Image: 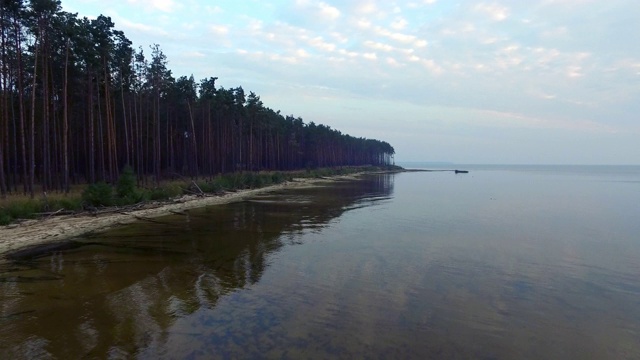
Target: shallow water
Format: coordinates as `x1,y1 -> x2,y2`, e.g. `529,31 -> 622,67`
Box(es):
1,167 -> 640,359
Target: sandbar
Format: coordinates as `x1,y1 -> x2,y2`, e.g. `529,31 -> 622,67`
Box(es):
0,174 -> 361,261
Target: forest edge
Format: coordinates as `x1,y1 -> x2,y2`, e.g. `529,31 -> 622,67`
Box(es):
0,167 -> 403,263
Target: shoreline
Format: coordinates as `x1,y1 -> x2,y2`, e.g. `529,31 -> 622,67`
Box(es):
0,174 -> 364,262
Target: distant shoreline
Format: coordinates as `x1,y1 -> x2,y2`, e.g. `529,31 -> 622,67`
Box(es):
0,173 -> 373,262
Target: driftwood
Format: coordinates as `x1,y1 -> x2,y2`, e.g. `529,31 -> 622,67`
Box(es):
117,211 -> 168,225
191,181 -> 205,197
34,209 -> 75,218
168,172 -> 206,197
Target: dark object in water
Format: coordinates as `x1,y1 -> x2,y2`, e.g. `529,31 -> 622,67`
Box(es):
454,170 -> 469,174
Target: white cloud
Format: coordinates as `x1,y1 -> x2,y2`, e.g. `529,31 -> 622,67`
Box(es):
477,109 -> 618,133
60,0 -> 640,163
205,5 -> 222,15
318,2 -> 341,20
364,40 -> 394,52
308,36 -> 337,52
363,52 -> 378,60
414,39 -> 428,48
184,51 -> 205,58
330,32 -> 349,44
390,18 -> 408,30
422,59 -> 443,74
127,0 -> 178,13
356,18 -> 372,29
356,1 -> 378,14
338,49 -> 359,58
295,0 -> 341,21
566,65 -> 583,78
296,49 -> 311,58
116,16 -> 169,37
473,3 -> 509,21
209,25 -> 229,36
386,57 -> 403,67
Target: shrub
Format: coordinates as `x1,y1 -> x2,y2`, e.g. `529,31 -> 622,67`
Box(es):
198,181 -> 222,194
271,172 -> 285,184
259,173 -> 273,186
82,182 -> 113,207
229,173 -> 246,189
0,199 -> 41,225
0,213 -> 11,226
211,175 -> 233,191
50,196 -> 83,211
115,166 -> 143,205
145,183 -> 183,201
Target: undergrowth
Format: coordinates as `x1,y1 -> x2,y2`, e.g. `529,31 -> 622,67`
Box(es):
0,165 -> 399,225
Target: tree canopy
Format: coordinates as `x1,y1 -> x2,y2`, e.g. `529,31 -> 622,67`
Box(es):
0,0 -> 395,197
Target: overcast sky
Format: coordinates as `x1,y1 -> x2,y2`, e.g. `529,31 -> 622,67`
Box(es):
62,0 -> 639,164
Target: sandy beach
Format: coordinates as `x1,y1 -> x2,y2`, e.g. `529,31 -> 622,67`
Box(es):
0,175 -> 360,261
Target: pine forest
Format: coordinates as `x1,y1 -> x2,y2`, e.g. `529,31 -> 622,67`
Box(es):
0,0 -> 395,199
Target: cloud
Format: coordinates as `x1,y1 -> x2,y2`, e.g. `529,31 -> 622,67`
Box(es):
308,36 -> 337,52
126,0 -> 178,13
294,0 -> 341,21
473,3 -> 509,21
422,59 -> 443,74
184,51 -> 205,58
364,40 -> 394,52
114,16 -> 169,37
204,5 -> 222,15
390,18 -> 408,30
363,52 -> 377,60
209,25 -> 229,36
355,1 -> 378,15
386,57 -> 403,67
476,109 -> 618,133
60,0 -> 640,163
318,2 -> 341,20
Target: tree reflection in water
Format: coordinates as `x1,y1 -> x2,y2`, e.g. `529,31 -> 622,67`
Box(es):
0,174 -> 394,358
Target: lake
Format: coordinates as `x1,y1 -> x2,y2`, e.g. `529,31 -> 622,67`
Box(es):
1,165 -> 640,359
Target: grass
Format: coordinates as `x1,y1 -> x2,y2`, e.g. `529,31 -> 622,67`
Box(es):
0,190 -> 85,226
0,165 -> 401,226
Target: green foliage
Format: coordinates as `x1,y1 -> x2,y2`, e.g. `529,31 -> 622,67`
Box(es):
83,167 -> 148,207
116,166 -> 142,204
0,166 -> 398,226
142,183 -> 183,201
271,172 -> 285,184
227,173 -> 249,189
0,213 -> 11,226
207,172 -> 282,192
0,193 -> 87,226
211,175 -> 234,191
82,182 -> 113,207
0,199 -> 42,225
197,180 -> 223,194
49,197 -> 83,211
244,173 -> 263,188
146,187 -> 170,201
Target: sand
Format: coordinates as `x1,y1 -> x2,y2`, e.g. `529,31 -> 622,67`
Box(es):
0,174 -> 361,260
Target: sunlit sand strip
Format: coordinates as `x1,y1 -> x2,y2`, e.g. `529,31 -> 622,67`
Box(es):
0,174 -> 365,261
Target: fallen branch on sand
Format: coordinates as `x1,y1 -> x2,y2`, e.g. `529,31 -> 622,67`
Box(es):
0,171 -> 380,260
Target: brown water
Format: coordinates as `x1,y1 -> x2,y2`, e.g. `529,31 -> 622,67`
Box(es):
1,167 -> 640,359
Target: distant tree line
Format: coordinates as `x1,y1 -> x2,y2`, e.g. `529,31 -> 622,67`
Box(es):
0,0 -> 395,198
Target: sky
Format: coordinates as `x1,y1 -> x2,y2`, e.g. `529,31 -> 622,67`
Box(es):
61,0 -> 640,164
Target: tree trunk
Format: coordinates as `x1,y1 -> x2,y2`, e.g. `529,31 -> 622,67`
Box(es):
15,17 -> 28,194
63,38 -> 69,193
29,31 -> 39,199
187,100 -> 198,178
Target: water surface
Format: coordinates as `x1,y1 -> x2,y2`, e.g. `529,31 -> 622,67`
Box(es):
1,167 -> 640,359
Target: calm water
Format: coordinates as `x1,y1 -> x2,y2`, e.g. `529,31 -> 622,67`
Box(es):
1,166 -> 640,359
